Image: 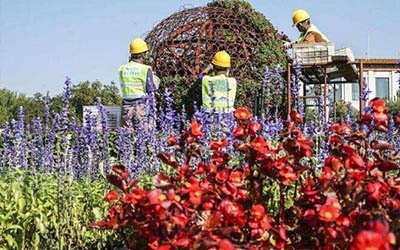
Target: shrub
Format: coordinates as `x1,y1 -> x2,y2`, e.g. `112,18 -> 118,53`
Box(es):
0,170 -> 122,249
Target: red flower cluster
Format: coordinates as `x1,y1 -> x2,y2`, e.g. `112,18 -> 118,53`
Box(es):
350,219 -> 396,250
369,98 -> 389,131
90,106 -> 400,250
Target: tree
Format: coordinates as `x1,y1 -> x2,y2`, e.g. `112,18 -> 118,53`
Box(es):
0,81 -> 122,126
0,89 -> 44,125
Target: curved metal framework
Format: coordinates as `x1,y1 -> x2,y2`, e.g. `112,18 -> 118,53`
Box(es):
145,6 -> 265,82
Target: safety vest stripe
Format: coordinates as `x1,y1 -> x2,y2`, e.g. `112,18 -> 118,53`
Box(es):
121,83 -> 144,88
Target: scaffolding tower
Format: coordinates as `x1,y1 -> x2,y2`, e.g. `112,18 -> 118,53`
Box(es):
286,52 -> 365,122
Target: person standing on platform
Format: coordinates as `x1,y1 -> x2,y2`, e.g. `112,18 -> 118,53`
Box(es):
284,9 -> 329,48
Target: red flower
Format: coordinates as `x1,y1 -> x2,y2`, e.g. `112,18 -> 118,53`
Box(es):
251,204 -> 265,220
319,167 -> 334,186
194,162 -> 206,175
318,204 -> 340,222
290,110 -> 303,123
336,216 -> 351,227
171,232 -> 190,248
219,200 -> 245,226
234,107 -> 253,120
104,190 -> 119,202
303,209 -> 317,227
369,98 -> 389,131
123,193 -> 139,204
228,171 -> 243,187
327,227 -> 337,239
287,129 -> 314,158
215,169 -> 229,183
325,155 -> 343,172
111,164 -> 129,180
148,189 -> 167,205
343,144 -> 365,169
348,169 -> 367,182
210,138 -> 228,150
152,173 -> 171,188
251,136 -> 270,154
278,166 -> 298,186
233,124 -> 247,139
171,214 -> 188,229
211,151 -> 231,167
365,181 -> 388,202
189,119 -> 204,137
189,186 -> 203,206
360,114 -> 373,124
326,134 -> 341,144
182,177 -> 200,194
370,98 -> 386,113
325,197 -> 342,210
167,135 -> 177,146
251,136 -> 268,148
158,245 -> 172,250
218,239 -> 235,250
367,219 -> 396,246
396,113 -> 400,124
350,230 -> 389,250
249,121 -> 262,135
330,122 -> 351,135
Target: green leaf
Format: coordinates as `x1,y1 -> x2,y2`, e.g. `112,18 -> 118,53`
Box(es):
6,225 -> 23,231
18,198 -> 25,212
92,207 -> 102,220
5,234 -> 17,248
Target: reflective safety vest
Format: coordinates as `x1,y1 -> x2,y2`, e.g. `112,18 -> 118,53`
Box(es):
297,24 -> 329,43
118,61 -> 151,100
202,74 -> 237,113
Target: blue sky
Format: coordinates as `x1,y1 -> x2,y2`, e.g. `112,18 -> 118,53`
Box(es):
1,0 -> 399,96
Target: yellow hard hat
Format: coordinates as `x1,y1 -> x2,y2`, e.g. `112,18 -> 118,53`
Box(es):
211,50 -> 231,68
292,9 -> 310,26
130,38 -> 149,54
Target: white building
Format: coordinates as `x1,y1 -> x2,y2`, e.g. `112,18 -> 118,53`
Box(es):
336,58 -> 399,108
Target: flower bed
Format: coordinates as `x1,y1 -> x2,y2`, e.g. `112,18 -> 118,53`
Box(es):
91,103 -> 400,249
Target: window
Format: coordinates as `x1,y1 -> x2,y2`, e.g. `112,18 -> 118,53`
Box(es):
333,84 -> 342,100
352,83 -> 359,101
375,77 -> 389,99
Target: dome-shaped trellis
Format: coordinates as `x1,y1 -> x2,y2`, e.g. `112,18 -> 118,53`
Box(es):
146,0 -> 288,114
146,6 -> 266,82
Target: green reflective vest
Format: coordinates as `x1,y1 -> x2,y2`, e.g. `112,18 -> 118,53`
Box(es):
297,24 -> 329,43
202,74 -> 237,113
118,61 -> 151,100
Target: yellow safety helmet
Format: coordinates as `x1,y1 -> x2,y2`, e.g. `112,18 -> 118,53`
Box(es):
292,9 -> 310,26
130,38 -> 149,54
211,50 -> 231,68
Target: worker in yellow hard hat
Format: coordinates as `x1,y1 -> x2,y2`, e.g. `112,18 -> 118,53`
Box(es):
284,9 -> 329,48
118,38 -> 157,130
199,51 -> 237,114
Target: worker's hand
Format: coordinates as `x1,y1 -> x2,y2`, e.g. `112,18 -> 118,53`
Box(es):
284,41 -> 292,49
202,64 -> 213,74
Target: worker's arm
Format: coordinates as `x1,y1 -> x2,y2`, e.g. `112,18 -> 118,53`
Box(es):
198,64 -> 213,81
145,69 -> 156,93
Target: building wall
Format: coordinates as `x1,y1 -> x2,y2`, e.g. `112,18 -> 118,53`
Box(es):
340,69 -> 399,110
